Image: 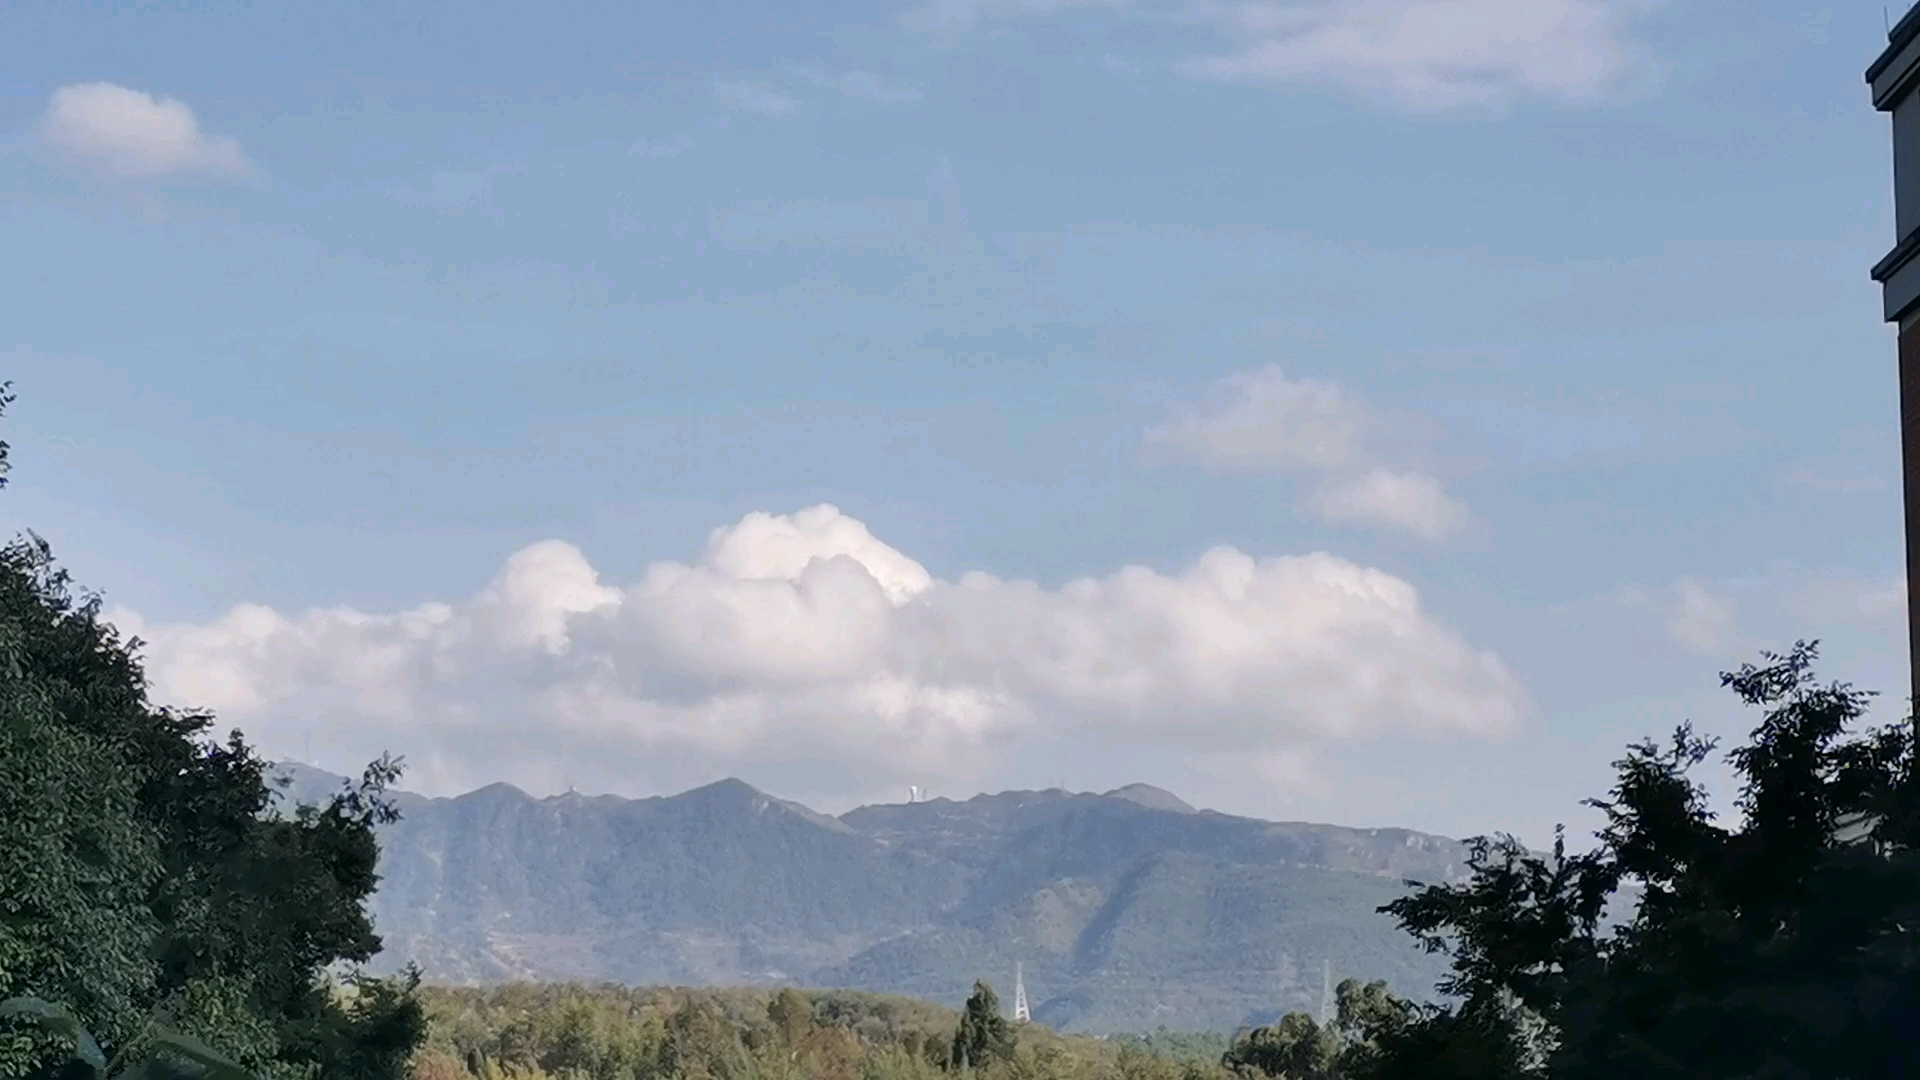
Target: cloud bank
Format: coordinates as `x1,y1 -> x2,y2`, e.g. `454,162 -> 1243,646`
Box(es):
38,82 -> 256,179
110,505 -> 1527,806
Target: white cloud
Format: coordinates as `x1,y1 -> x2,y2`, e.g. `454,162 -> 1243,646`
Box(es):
1144,365 -> 1472,541
1144,366 -> 1371,470
110,505 -> 1527,807
904,0 -> 1650,109
1310,468 -> 1471,540
1180,0 -> 1650,109
1621,576 -> 1735,655
37,82 -> 256,179
714,81 -> 801,116
1666,578 -> 1734,654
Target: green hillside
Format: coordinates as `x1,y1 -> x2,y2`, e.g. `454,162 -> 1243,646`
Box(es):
270,763 -> 1463,1032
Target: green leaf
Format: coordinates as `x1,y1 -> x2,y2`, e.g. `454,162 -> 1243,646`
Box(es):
0,995 -> 108,1074
147,1031 -> 263,1080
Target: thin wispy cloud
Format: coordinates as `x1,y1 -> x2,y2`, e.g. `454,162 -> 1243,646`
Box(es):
1143,366 -> 1475,541
833,70 -> 924,103
1784,467 -> 1886,494
631,135 -> 694,158
37,82 -> 257,180
713,81 -> 801,117
1621,576 -> 1739,656
387,163 -> 524,220
1310,468 -> 1473,542
903,0 -> 1118,31
1177,0 -> 1651,110
915,0 -> 1655,111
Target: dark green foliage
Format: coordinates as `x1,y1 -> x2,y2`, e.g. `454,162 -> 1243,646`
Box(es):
0,381 -> 14,488
1107,1030 -> 1232,1067
408,981 -> 1228,1080
0,534 -> 173,1075
0,396 -> 427,1080
2,993 -> 263,1080
1222,1013 -> 1338,1080
1220,979 -> 1414,1080
949,983 -> 1015,1070
1367,641 -> 1920,1078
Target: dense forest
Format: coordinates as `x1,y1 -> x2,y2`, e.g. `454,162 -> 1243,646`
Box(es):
7,375 -> 1920,1079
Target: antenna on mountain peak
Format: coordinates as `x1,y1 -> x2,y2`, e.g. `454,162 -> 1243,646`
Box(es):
1012,962 -> 1030,1023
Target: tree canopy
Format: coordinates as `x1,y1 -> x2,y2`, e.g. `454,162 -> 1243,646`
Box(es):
0,387 -> 426,1079
950,982 -> 1016,1070
1354,641 -> 1920,1079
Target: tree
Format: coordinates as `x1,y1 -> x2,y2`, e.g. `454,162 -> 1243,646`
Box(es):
1223,1011 -> 1339,1079
0,387 -> 426,1078
770,988 -> 814,1049
1223,979 -> 1421,1080
0,380 -> 14,489
949,982 -> 1014,1070
1366,642 -> 1920,1079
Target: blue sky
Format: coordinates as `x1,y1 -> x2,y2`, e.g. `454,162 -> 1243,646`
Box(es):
0,0 -> 1908,847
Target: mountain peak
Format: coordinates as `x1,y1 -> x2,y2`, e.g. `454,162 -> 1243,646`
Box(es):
1101,783 -> 1196,814
682,777 -> 765,800
674,778 -> 854,833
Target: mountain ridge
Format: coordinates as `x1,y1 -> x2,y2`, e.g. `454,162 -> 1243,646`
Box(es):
268,761 -> 1467,1033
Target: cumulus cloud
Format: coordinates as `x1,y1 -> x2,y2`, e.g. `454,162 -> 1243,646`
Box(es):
1310,468 -> 1471,540
1144,366 -> 1472,541
37,82 -> 256,179
109,505 -> 1527,807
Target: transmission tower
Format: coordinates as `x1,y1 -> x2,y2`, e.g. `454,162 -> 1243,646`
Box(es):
1319,959 -> 1332,1026
1012,962 -> 1030,1023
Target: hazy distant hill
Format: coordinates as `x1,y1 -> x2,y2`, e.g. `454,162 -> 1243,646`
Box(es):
268,762 -> 1468,1034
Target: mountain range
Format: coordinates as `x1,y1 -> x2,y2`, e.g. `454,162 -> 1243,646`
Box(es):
268,762 -> 1471,1034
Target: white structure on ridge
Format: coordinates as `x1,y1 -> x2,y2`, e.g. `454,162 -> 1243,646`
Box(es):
1012,962 -> 1030,1023
1319,959 -> 1332,1027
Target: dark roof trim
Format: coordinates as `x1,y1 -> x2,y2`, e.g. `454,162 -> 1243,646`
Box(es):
1870,3 -> 1920,84
1873,230 -> 1920,283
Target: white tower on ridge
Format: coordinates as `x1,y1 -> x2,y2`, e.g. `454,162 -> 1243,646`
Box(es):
1319,959 -> 1332,1026
1012,962 -> 1030,1023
